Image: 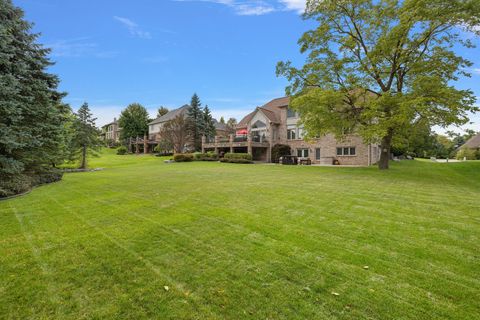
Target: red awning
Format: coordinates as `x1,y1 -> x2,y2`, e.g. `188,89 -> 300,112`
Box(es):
236,129 -> 248,135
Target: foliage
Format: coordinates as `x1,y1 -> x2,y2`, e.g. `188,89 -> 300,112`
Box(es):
156,106 -> 169,118
277,0 -> 479,169
118,103 -> 150,140
160,115 -> 192,153
116,146 -> 128,155
0,0 -> 70,196
0,174 -> 31,197
223,153 -> 253,161
271,144 -> 292,163
456,148 -> 478,160
30,168 -> 63,186
173,153 -> 194,162
219,116 -> 225,124
154,139 -> 174,155
226,118 -> 237,134
193,152 -> 218,161
202,105 -> 216,139
187,93 -> 204,151
68,103 -> 101,169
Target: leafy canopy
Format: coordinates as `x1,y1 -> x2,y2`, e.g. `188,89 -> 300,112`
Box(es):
118,103 -> 150,140
277,0 -> 479,168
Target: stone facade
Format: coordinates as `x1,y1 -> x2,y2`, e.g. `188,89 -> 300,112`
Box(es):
203,97 -> 380,166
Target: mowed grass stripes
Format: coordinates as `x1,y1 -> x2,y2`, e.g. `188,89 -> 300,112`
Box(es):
1,150 -> 479,319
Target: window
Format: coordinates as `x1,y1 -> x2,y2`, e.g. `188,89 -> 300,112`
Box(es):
297,127 -> 304,139
315,148 -> 321,160
287,129 -> 296,140
297,148 -> 309,158
336,147 -> 356,156
287,108 -> 296,118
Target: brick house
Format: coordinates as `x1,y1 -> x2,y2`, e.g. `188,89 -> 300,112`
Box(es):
202,97 -> 380,166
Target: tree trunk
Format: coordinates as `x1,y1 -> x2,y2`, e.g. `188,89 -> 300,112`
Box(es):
378,131 -> 393,170
80,145 -> 87,169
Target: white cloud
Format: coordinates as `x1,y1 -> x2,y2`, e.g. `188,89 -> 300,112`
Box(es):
114,16 -> 151,39
173,0 -> 305,16
45,37 -> 117,58
473,68 -> 480,75
279,0 -> 305,14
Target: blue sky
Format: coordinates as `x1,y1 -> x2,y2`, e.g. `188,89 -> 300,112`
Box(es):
14,0 -> 480,133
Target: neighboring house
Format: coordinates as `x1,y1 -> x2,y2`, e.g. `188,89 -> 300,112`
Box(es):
460,132 -> 480,150
100,118 -> 121,143
202,97 -> 381,166
148,105 -> 191,141
213,119 -> 229,137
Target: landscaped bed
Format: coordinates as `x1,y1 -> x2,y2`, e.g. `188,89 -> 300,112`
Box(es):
1,148 -> 479,319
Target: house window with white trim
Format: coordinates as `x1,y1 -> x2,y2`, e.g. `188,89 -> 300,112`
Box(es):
336,147 -> 356,156
287,125 -> 296,140
297,148 -> 309,158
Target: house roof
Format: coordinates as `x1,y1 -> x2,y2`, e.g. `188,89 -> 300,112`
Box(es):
213,119 -> 228,131
236,97 -> 290,128
463,133 -> 480,149
148,105 -> 191,125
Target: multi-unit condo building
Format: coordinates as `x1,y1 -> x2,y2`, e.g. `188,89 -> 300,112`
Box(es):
202,97 -> 380,166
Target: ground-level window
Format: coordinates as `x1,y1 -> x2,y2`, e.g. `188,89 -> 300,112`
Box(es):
315,148 -> 321,160
337,147 -> 356,156
297,148 -> 309,158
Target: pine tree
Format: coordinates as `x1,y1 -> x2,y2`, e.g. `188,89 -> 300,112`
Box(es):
187,93 -> 204,151
202,105 -> 216,139
0,0 -> 68,196
69,103 -> 101,169
219,116 -> 225,124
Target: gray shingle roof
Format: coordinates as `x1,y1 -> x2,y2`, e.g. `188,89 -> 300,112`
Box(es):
148,105 -> 191,125
463,133 -> 480,149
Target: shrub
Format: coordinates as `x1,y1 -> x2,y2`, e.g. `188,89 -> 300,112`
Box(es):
220,158 -> 253,164
456,148 -> 476,160
0,174 -> 32,198
271,144 -> 291,163
173,153 -> 194,162
194,152 -> 219,161
30,168 -> 63,186
223,153 -> 252,161
117,146 -> 128,155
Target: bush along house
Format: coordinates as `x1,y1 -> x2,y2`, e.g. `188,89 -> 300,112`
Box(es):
202,97 -> 381,166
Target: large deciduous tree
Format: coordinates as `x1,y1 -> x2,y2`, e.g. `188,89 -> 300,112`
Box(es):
277,0 -> 479,169
118,103 -> 150,140
160,115 -> 192,153
187,93 -> 204,151
0,0 -> 69,195
69,103 -> 101,169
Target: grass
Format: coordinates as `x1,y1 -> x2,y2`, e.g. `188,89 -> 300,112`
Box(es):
1,149 -> 479,319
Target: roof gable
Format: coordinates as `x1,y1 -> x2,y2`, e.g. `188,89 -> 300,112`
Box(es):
149,105 -> 190,125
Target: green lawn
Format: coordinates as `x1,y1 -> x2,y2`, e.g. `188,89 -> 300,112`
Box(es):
1,149 -> 479,319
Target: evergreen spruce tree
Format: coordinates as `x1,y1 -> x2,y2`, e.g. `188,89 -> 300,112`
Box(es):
187,93 -> 204,151
69,103 -> 101,169
219,116 -> 225,124
202,105 -> 216,139
0,0 -> 68,196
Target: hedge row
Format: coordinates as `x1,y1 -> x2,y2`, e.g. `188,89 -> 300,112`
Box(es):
193,152 -> 219,161
172,152 -> 253,164
0,168 -> 63,198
